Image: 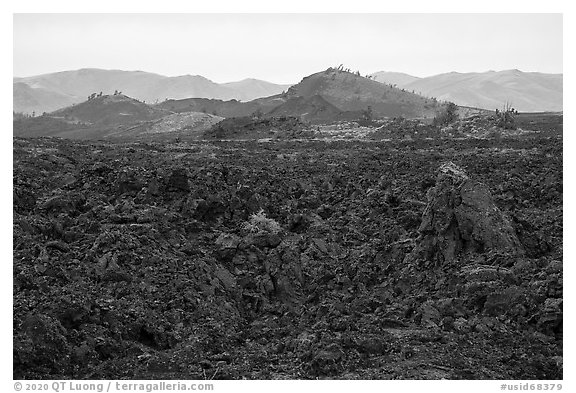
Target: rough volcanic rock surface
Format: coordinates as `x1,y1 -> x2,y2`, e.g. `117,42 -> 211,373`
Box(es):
13,135 -> 562,380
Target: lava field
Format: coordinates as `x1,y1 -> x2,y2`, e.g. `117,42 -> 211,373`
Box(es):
13,135 -> 562,379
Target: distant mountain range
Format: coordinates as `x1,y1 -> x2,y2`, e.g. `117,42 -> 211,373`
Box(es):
13,67 -> 447,139
14,68 -> 562,115
369,69 -> 562,112
13,68 -> 292,114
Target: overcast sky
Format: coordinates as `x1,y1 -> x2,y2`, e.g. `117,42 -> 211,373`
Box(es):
13,13 -> 563,84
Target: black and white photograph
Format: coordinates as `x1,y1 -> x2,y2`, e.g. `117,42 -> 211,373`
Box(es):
7,4 -> 567,390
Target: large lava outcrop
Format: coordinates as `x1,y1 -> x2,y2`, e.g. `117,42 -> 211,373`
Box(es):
406,162 -> 524,266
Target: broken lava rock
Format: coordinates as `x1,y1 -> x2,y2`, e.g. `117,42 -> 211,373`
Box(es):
406,162 -> 524,266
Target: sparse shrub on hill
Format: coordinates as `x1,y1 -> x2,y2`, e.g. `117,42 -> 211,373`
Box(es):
432,102 -> 459,127
357,106 -> 377,127
362,106 -> 373,121
494,103 -> 517,130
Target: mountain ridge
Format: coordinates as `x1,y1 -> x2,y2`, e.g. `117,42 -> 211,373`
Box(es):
369,69 -> 562,112
14,68 -> 293,114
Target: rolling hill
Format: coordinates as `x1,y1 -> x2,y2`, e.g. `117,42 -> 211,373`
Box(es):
14,94 -> 170,139
52,94 -> 169,126
283,68 -> 440,118
370,69 -> 563,112
13,94 -> 223,140
14,68 -> 292,114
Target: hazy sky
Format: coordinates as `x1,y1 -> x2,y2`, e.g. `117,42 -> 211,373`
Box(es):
13,13 -> 563,84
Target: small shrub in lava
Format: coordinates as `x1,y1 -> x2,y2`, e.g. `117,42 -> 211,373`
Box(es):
242,209 -> 282,234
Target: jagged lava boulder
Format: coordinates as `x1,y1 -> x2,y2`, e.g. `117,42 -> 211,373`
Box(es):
406,162 -> 524,266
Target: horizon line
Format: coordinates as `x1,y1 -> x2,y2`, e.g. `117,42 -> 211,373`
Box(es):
13,66 -> 564,85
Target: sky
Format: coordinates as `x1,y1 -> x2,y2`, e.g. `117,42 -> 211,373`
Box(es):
13,14 -> 562,84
